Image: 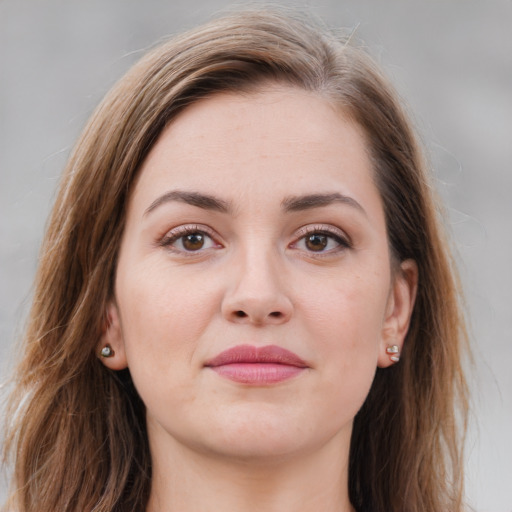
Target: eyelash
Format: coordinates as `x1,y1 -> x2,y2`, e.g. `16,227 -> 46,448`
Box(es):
159,225 -> 220,254
158,224 -> 351,256
291,225 -> 352,256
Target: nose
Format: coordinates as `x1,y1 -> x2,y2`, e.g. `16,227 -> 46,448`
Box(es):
221,249 -> 293,326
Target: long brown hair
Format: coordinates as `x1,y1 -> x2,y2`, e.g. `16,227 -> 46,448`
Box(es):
2,8 -> 469,512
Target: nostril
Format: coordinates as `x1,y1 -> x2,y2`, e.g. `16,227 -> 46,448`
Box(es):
235,311 -> 247,318
269,311 -> 282,318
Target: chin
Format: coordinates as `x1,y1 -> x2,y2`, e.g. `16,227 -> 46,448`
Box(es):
202,433 -> 310,463
191,404 -> 341,462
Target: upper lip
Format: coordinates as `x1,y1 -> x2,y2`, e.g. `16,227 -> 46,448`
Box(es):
204,344 -> 308,368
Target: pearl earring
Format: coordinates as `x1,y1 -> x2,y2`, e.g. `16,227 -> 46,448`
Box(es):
386,345 -> 400,363
100,344 -> 115,358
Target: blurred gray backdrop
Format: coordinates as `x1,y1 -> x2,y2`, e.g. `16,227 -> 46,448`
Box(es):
1,0 -> 511,510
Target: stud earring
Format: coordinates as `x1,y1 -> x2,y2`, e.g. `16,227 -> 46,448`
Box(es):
386,345 -> 400,363
100,344 -> 115,358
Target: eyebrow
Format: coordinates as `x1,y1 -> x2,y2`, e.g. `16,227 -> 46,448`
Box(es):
144,190 -> 366,218
144,190 -> 232,216
281,193 -> 367,216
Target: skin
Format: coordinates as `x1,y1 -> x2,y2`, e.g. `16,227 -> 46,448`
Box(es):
100,86 -> 417,512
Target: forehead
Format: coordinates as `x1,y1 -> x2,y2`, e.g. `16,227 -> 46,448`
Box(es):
147,86 -> 367,165
131,87 -> 381,218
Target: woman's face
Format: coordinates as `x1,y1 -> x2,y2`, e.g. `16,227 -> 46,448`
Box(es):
101,87 -> 416,461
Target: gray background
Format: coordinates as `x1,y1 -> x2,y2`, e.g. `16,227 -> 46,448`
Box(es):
1,0 -> 511,510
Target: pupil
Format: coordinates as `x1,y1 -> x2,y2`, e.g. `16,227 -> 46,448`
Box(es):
183,233 -> 204,250
306,234 -> 327,251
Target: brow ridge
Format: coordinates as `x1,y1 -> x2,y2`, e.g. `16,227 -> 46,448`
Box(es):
144,190 -> 231,216
281,192 -> 366,215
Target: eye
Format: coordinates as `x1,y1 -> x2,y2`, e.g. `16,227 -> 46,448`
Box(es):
292,226 -> 351,254
303,233 -> 332,252
176,232 -> 212,251
160,225 -> 220,253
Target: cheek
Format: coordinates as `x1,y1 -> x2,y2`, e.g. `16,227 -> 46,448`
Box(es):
115,258 -> 221,376
296,265 -> 390,394
114,262 -> 226,423
279,273 -> 388,442
300,268 -> 389,348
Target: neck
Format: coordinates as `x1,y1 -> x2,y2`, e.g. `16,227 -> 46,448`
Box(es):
145,423 -> 355,512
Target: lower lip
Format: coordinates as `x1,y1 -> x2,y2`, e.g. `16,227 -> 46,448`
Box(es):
209,363 -> 305,384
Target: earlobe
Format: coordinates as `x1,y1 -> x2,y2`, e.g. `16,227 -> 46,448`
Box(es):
97,302 -> 128,371
377,259 -> 418,368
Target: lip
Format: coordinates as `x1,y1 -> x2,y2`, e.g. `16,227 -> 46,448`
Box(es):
204,344 -> 308,385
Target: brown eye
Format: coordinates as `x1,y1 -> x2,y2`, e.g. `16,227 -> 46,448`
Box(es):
305,234 -> 328,252
292,228 -> 350,255
162,227 -> 219,253
182,232 -> 205,251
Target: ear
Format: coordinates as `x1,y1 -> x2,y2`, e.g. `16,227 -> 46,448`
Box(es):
97,301 -> 128,370
377,259 -> 418,368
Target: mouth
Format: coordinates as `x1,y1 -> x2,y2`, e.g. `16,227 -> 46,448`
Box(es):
204,344 -> 308,385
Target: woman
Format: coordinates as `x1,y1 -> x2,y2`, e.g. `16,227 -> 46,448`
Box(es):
2,8 -> 469,512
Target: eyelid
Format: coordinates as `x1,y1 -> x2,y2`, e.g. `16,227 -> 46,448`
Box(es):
156,223 -> 350,255
291,224 -> 352,253
295,224 -> 351,243
158,224 -> 223,251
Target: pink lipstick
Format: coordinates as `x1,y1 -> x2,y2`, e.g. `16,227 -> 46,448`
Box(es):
204,344 -> 308,384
